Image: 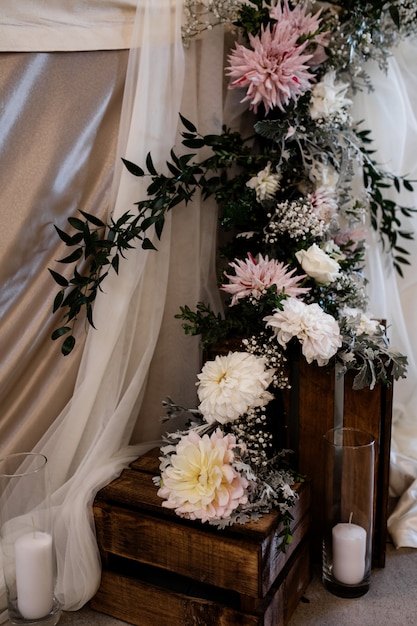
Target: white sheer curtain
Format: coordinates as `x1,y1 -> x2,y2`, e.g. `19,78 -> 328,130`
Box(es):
0,0 -> 226,617
352,37 -> 417,548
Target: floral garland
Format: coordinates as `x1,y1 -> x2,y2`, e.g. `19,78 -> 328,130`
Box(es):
153,351 -> 299,544
154,0 -> 415,535
50,0 -> 416,538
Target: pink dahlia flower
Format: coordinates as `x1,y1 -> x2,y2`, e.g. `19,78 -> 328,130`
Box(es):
309,186 -> 338,224
269,0 -> 330,66
227,21 -> 314,113
157,429 -> 248,522
221,253 -> 309,305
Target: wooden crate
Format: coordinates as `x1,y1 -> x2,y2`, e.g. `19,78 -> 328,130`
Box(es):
284,354 -> 393,566
91,448 -> 311,626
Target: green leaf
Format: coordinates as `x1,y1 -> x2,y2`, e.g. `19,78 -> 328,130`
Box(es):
86,302 -> 96,329
389,4 -> 400,28
114,212 -> 133,227
51,326 -> 71,340
111,254 -> 120,274
121,158 -> 145,177
146,152 -> 157,175
49,268 -> 69,287
62,335 -> 76,356
394,256 -> 411,266
155,215 -> 165,239
54,225 -> 76,245
140,215 -> 158,231
182,138 -> 205,149
142,237 -> 157,250
68,217 -> 86,231
166,161 -> 181,177
179,114 -> 197,133
57,247 -> 83,264
52,290 -> 65,313
79,210 -> 106,228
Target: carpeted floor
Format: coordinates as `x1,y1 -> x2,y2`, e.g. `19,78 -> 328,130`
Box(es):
288,542 -> 417,626
7,542 -> 416,626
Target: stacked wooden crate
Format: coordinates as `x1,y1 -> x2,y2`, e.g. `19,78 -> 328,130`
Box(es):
92,448 -> 311,626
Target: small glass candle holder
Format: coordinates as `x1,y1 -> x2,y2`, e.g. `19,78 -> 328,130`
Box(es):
0,453 -> 61,625
322,427 -> 375,598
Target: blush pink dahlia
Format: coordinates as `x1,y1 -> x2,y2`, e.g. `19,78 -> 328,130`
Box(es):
227,20 -> 314,113
265,297 -> 342,366
221,253 -> 309,305
157,429 -> 248,522
269,0 -> 330,66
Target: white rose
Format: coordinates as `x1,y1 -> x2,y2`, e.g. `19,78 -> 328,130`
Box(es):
295,244 -> 340,284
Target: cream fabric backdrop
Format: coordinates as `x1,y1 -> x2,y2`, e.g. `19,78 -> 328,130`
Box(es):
0,0 -> 225,616
0,0 -> 138,51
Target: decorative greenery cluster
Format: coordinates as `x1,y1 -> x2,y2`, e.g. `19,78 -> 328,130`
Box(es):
50,116 -> 414,357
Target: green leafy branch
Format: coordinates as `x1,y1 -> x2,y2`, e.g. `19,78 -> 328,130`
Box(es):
49,116 -> 258,354
357,126 -> 416,276
50,114 -> 415,355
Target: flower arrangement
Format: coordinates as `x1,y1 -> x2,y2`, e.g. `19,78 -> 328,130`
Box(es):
153,351 -> 299,544
50,1 -> 416,538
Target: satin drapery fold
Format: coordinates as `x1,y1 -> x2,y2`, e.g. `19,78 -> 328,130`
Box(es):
0,1 -> 226,614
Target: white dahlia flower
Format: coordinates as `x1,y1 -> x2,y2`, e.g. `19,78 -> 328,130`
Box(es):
196,351 -> 275,424
265,297 -> 342,366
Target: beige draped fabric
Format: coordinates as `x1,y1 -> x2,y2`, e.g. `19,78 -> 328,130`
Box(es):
0,0 -> 226,614
0,0 -> 138,51
0,50 -> 129,456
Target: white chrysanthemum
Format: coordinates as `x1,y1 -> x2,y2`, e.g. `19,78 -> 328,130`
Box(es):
265,297 -> 342,366
246,162 -> 281,202
309,70 -> 352,121
157,429 -> 248,522
196,352 -> 275,424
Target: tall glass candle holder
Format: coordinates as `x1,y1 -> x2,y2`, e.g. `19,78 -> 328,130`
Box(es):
0,453 -> 61,625
322,428 -> 375,598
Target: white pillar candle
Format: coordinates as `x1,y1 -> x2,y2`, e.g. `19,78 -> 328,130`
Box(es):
15,531 -> 54,620
332,522 -> 367,585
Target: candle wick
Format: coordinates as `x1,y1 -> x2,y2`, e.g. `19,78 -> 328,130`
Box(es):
349,512 -> 353,525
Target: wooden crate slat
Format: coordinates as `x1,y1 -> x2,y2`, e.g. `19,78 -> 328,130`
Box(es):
94,479 -> 309,599
94,503 -> 262,597
91,540 -> 311,626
